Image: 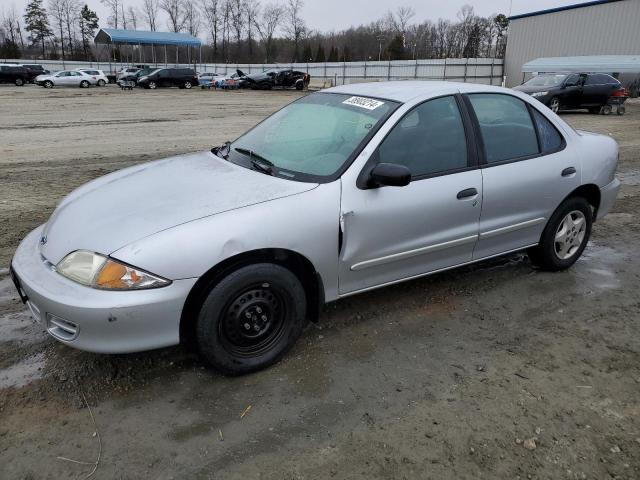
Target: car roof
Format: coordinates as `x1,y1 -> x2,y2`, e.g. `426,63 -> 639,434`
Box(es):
323,81 -> 517,103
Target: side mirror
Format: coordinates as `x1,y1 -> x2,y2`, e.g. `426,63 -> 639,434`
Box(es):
369,163 -> 411,188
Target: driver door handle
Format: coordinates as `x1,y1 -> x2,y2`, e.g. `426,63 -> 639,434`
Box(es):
457,188 -> 478,199
561,167 -> 576,177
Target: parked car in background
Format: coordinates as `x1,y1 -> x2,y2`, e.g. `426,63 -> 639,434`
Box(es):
10,81 -> 620,375
514,72 -> 628,114
117,67 -> 140,81
137,68 -> 198,89
238,68 -> 310,90
198,72 -> 225,89
35,70 -> 94,88
0,65 -> 30,86
75,68 -> 108,86
213,71 -> 243,89
20,64 -> 50,82
117,67 -> 156,86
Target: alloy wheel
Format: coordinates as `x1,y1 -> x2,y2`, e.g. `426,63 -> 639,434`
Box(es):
554,210 -> 586,260
549,98 -> 560,113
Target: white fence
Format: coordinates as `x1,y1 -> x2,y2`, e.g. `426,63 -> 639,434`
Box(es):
2,58 -> 504,85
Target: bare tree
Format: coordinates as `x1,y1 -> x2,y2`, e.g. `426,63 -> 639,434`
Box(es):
127,5 -> 138,29
183,1 -> 200,36
142,0 -> 159,31
283,0 -> 305,61
100,0 -> 121,28
229,0 -> 243,57
200,0 -> 220,59
254,2 -> 282,62
62,0 -> 79,58
160,0 -> 185,32
48,0 -> 67,60
1,5 -> 20,45
244,0 -> 259,60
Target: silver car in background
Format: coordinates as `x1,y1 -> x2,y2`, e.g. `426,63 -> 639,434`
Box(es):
11,81 -> 620,375
35,70 -> 94,88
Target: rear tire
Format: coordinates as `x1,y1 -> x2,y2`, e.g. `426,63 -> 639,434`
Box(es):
548,97 -> 560,113
97,79 -> 106,87
148,81 -> 157,89
602,104 -> 612,115
527,196 -> 592,271
196,263 -> 307,375
15,78 -> 24,86
184,81 -> 192,89
616,105 -> 625,115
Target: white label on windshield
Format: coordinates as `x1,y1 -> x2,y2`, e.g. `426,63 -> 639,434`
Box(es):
342,96 -> 385,110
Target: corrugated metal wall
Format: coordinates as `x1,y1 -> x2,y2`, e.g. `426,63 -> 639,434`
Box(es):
504,0 -> 640,86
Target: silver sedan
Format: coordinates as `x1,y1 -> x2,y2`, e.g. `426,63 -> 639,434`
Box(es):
11,81 -> 620,375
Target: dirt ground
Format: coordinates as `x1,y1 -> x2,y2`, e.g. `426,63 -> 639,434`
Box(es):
0,85 -> 638,480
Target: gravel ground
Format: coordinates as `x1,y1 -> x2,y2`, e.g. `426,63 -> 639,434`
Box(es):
0,85 -> 638,480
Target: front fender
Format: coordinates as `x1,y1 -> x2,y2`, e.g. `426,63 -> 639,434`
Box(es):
111,181 -> 342,301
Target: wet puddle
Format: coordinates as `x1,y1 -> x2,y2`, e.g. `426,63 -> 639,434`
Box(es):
577,241 -> 625,291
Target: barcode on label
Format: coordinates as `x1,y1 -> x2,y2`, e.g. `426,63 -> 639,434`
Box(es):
342,96 -> 385,110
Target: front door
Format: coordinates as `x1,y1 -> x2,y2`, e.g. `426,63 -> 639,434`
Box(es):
463,93 -> 580,259
339,95 -> 482,294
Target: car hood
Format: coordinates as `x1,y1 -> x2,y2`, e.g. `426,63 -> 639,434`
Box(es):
40,151 -> 318,265
513,85 -> 557,94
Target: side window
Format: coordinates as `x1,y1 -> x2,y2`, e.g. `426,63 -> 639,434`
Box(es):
585,74 -> 606,85
468,94 -> 539,163
531,108 -> 563,153
378,96 -> 468,177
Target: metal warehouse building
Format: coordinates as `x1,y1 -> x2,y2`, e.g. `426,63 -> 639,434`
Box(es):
504,0 -> 640,86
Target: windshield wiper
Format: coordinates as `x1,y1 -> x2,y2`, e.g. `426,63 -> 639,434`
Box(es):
211,141 -> 231,159
234,147 -> 275,175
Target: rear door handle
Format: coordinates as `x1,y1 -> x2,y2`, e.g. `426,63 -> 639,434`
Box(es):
457,188 -> 478,199
561,167 -> 577,177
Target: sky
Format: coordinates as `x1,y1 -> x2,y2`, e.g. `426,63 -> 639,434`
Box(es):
8,0 -> 592,36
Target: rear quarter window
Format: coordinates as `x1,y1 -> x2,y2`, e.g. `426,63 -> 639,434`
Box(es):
531,109 -> 564,154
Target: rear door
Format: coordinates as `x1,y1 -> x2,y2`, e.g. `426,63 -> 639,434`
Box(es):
465,93 -> 580,259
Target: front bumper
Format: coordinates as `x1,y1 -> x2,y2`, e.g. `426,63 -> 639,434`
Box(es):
10,226 -> 197,353
597,178 -> 621,220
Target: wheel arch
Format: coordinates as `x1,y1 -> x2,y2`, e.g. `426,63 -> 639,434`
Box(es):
565,183 -> 601,220
179,248 -> 324,346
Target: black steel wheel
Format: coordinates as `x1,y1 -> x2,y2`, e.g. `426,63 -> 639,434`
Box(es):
196,263 -> 307,375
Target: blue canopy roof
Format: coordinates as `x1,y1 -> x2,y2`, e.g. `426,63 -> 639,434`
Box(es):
94,28 -> 201,46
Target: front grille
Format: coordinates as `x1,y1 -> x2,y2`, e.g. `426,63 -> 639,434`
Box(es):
46,314 -> 78,341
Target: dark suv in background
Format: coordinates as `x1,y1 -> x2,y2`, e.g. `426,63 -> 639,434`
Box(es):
514,72 -> 627,114
21,64 -> 49,82
137,68 -> 199,89
0,65 -> 30,86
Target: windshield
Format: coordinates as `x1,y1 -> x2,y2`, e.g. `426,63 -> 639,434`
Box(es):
227,92 -> 398,182
523,74 -> 567,87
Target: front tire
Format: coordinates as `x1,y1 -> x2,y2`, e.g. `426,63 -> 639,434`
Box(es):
15,78 -> 24,86
80,80 -> 90,88
527,196 -> 592,271
148,81 -> 157,89
196,263 -> 307,375
184,81 -> 192,89
548,97 -> 560,114
43,80 -> 53,88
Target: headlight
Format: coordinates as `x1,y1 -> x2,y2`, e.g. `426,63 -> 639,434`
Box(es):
56,250 -> 171,290
531,91 -> 548,97
138,76 -> 148,81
